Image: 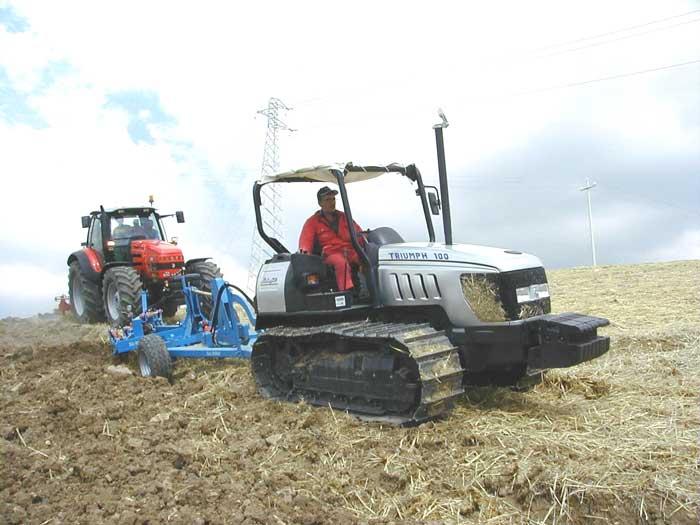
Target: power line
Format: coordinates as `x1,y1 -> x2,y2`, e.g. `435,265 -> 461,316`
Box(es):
534,17 -> 700,60
518,58 -> 700,96
435,157 -> 699,217
602,180 -> 700,219
291,58 -> 700,132
292,55 -> 700,131
533,9 -> 700,52
291,10 -> 700,111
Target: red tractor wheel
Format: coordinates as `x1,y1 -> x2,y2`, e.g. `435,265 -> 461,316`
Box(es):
160,299 -> 181,319
68,262 -> 105,323
102,266 -> 143,326
185,260 -> 223,319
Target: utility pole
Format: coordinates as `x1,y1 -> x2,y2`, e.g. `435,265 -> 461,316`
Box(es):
246,98 -> 293,294
579,179 -> 597,268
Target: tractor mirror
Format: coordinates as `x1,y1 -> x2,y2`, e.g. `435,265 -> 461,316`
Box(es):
176,211 -> 185,223
81,216 -> 91,228
428,192 -> 441,215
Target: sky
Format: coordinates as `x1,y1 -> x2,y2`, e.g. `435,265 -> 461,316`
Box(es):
1,1 -> 698,318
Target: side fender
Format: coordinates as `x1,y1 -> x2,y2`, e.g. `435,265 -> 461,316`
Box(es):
102,261 -> 137,274
67,250 -> 102,283
185,257 -> 211,266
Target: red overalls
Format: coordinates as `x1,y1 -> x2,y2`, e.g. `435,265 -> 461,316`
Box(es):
298,210 -> 365,291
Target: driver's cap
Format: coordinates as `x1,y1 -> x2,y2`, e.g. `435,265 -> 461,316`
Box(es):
317,186 -> 338,203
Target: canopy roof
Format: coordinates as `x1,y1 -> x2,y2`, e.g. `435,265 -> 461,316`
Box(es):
259,163 -> 408,185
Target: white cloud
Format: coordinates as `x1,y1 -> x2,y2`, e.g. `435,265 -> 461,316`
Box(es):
646,229 -> 700,262
555,199 -> 664,243
0,263 -> 66,297
1,0 -> 698,316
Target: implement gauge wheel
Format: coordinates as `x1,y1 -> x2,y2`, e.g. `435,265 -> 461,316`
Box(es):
137,334 -> 172,381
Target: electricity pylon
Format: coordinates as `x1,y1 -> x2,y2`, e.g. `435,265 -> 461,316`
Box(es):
246,98 -> 293,293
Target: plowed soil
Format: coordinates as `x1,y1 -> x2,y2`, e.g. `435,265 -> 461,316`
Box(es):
1,260 -> 698,524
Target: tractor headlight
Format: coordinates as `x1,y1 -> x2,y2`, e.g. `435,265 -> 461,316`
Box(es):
516,283 -> 550,304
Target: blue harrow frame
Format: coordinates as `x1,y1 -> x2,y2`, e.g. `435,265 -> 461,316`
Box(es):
109,274 -> 258,361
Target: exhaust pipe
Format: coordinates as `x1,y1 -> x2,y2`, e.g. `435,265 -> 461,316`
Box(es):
433,109 -> 452,245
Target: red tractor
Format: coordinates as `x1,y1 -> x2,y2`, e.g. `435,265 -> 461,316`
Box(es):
67,205 -> 221,326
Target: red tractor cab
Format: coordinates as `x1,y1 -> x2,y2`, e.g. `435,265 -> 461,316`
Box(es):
67,206 -> 221,326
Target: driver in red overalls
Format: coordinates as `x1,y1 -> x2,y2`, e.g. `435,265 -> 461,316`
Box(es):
298,186 -> 365,292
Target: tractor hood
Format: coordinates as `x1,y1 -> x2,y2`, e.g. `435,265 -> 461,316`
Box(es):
130,240 -> 185,281
377,242 -> 544,272
131,239 -> 183,257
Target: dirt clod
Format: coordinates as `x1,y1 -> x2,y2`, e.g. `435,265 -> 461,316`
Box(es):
105,364 -> 133,376
0,260 -> 698,524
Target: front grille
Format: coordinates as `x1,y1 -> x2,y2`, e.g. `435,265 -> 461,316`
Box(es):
388,272 -> 442,301
460,273 -> 505,322
461,267 -> 550,322
154,262 -> 185,271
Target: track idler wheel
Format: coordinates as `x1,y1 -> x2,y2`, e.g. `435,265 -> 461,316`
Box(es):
251,339 -> 296,400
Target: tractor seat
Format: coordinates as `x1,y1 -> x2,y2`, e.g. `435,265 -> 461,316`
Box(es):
365,227 -> 404,267
366,227 -> 404,246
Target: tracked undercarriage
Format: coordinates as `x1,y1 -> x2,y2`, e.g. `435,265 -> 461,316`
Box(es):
251,321 -> 465,424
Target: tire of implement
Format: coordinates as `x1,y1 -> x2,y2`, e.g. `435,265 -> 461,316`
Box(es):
136,334 -> 172,380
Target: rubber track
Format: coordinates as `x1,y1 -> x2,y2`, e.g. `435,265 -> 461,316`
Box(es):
252,321 -> 465,424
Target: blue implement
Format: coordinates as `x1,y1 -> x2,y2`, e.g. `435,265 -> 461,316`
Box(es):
108,274 -> 258,369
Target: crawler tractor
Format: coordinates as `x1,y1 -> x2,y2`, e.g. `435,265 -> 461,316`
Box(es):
67,205 -> 221,326
250,113 -> 610,424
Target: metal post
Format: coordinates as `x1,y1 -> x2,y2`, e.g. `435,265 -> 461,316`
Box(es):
433,110 -> 452,245
579,179 -> 597,268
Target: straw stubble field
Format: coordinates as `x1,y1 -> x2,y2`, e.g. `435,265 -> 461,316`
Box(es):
1,260 -> 698,524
